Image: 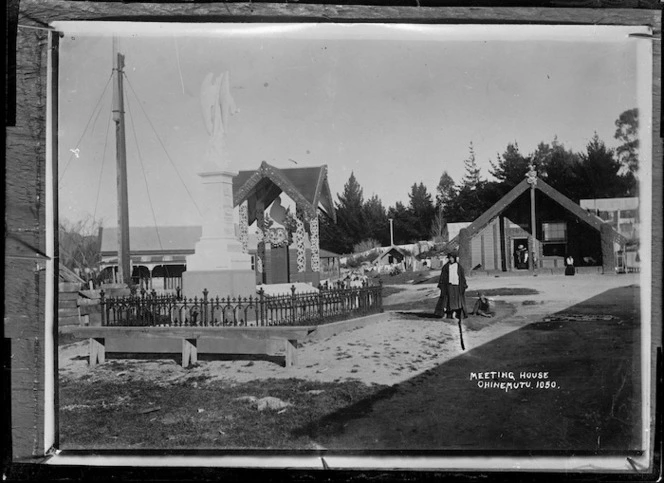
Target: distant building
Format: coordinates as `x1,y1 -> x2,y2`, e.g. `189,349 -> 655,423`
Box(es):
99,226 -> 201,290
579,197 -> 639,241
99,225 -> 341,290
376,246 -> 407,266
452,176 -> 625,274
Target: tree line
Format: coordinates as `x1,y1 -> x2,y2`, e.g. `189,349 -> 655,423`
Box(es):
320,108 -> 639,255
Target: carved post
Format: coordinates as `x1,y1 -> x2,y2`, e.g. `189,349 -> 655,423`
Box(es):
239,201 -> 249,254
256,200 -> 267,284
526,163 -> 538,271
295,206 -> 306,273
310,212 -> 320,273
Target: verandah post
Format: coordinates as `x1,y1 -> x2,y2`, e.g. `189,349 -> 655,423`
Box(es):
258,288 -> 265,326
290,284 -> 296,325
100,289 -> 106,326
202,288 -> 209,326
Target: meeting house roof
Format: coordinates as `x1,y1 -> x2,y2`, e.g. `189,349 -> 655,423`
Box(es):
442,176 -> 625,253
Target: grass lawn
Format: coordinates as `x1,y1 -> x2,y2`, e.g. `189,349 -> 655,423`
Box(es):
59,377 -> 387,449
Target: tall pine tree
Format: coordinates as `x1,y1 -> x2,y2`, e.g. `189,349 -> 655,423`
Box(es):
408,182 -> 436,241
575,133 -> 631,200
461,142 -> 481,189
489,142 -> 530,187
387,201 -> 419,245
363,194 -> 390,246
435,171 -> 457,211
333,172 -> 366,253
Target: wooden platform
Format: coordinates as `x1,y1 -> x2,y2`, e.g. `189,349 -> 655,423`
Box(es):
60,325 -> 317,368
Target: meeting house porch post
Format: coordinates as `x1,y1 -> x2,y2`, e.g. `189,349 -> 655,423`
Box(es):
526,163 -> 538,271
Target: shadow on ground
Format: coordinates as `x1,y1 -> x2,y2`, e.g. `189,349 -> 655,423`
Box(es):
293,285 -> 641,453
394,300 -> 517,332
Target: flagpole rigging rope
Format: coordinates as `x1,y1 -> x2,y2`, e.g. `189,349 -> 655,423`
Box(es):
124,73 -> 203,218
124,86 -> 164,252
92,109 -> 113,222
59,73 -> 113,184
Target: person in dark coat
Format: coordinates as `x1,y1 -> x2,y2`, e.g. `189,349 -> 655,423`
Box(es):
433,253 -> 450,318
564,255 -> 575,276
434,252 -> 468,320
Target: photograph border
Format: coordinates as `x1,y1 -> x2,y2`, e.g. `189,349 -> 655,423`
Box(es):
4,0 -> 662,480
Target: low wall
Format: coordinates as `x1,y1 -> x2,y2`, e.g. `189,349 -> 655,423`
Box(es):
105,337 -> 282,355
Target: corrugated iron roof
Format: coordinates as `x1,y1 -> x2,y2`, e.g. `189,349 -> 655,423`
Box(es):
100,226 -> 202,254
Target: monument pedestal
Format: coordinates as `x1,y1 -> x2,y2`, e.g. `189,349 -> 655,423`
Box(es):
182,269 -> 255,299
182,169 -> 256,299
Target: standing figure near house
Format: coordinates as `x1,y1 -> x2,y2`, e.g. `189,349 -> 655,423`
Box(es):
515,244 -> 528,269
565,255 -> 575,276
437,252 -> 468,350
434,253 -> 450,318
445,253 -> 468,321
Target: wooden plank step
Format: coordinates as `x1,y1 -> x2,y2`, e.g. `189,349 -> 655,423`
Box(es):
60,325 -> 316,341
58,315 -> 81,326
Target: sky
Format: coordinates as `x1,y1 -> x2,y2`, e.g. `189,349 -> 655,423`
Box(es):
55,23 -> 648,229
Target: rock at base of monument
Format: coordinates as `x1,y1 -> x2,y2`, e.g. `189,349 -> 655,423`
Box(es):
182,269 -> 256,299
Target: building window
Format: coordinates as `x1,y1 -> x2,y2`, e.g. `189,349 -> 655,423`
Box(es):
598,211 -> 614,221
250,255 -> 255,271
542,222 -> 567,257
619,209 -> 637,219
542,243 -> 567,257
542,222 -> 567,242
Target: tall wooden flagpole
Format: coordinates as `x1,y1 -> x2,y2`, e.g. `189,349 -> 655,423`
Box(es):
112,37 -> 131,285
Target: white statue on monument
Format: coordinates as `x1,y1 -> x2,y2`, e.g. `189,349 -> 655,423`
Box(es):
199,71 -> 239,172
183,71 -> 254,297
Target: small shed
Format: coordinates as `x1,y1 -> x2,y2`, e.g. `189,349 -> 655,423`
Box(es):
376,246 -> 407,266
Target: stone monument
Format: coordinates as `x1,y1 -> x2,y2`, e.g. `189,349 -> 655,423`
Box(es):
182,71 -> 255,298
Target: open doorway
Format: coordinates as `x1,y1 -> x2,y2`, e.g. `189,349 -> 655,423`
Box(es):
512,238 -> 529,270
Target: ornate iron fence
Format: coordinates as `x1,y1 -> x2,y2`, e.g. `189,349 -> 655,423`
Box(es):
99,281 -> 383,327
